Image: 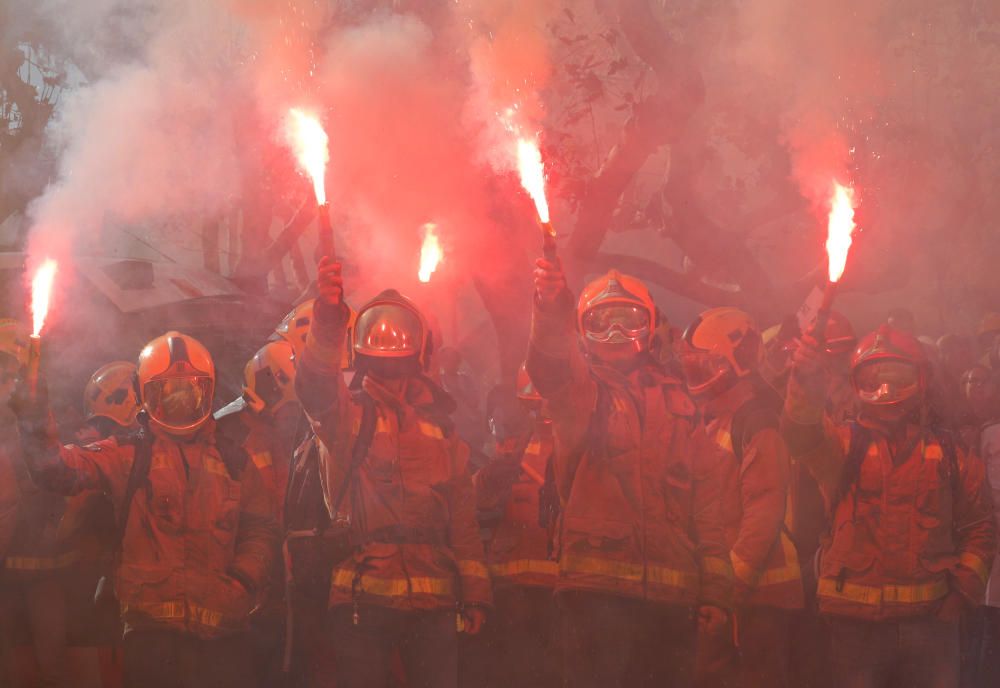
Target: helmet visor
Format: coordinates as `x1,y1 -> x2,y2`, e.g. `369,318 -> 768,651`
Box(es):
680,352 -> 731,392
143,376 -> 214,431
582,304 -> 650,344
354,304 -> 423,358
853,360 -> 920,405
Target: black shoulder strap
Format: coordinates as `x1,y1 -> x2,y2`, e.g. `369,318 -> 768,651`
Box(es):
115,415 -> 154,557
830,422 -> 872,514
731,398 -> 780,461
585,381 -> 613,461
330,394 -> 378,515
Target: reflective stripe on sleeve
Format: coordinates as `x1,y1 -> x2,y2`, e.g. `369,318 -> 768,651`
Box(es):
960,552 -> 990,586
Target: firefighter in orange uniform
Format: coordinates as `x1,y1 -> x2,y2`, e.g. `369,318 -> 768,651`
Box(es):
529,258 -> 732,688
681,308 -> 803,688
0,319 -> 79,688
10,331 -> 278,688
297,258 -> 490,688
473,366 -> 559,688
215,340 -> 303,687
783,323 -> 997,688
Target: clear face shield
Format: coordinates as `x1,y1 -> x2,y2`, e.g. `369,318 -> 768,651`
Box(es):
354,304 -> 424,359
853,359 -> 921,406
143,375 -> 214,433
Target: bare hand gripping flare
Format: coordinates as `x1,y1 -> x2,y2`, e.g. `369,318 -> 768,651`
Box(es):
27,258 -> 58,401
813,181 -> 857,341
286,108 -> 334,260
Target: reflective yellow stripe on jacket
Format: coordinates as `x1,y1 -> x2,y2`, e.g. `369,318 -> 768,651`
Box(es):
4,551 -> 81,571
331,568 -> 455,598
731,533 -> 801,587
817,578 -> 949,606
124,601 -> 233,629
562,554 -> 699,590
960,553 -> 990,586
490,559 -> 559,578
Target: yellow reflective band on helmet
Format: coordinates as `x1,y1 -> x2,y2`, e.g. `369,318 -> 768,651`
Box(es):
490,559 -> 559,578
817,578 -> 948,605
4,551 -> 81,571
960,552 -> 990,586
562,554 -> 699,589
331,569 -> 455,597
458,560 -> 489,580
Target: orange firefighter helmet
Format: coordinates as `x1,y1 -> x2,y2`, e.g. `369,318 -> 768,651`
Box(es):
243,340 -> 298,416
577,270 -> 656,362
850,324 -> 928,407
274,298 -> 356,369
354,289 -> 432,371
681,307 -> 762,398
137,331 -> 215,436
84,361 -> 140,428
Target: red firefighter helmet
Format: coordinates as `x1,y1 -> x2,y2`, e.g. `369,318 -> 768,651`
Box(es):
850,324 -> 928,406
577,270 -> 656,361
137,331 -> 215,436
682,307 -> 761,397
84,361 -> 140,428
353,289 -> 432,371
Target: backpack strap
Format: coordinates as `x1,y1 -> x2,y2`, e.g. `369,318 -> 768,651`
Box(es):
830,422 -> 872,517
330,393 -> 378,517
114,414 -> 154,559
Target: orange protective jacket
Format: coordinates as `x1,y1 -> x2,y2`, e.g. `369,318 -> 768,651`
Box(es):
526,297 -> 732,609
296,301 -> 492,613
706,398 -> 803,610
475,425 -> 558,589
20,419 -> 278,639
783,373 -> 997,620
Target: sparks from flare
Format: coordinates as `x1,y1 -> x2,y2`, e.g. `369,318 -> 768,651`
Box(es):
418,223 -> 443,283
285,108 -> 329,205
30,259 -> 58,337
516,137 -> 550,224
826,182 -> 856,283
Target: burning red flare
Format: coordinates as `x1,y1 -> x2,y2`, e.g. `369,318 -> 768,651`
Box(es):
30,259 -> 58,337
826,181 -> 856,283
418,223 -> 443,283
285,108 -> 329,205
517,137 -> 550,224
